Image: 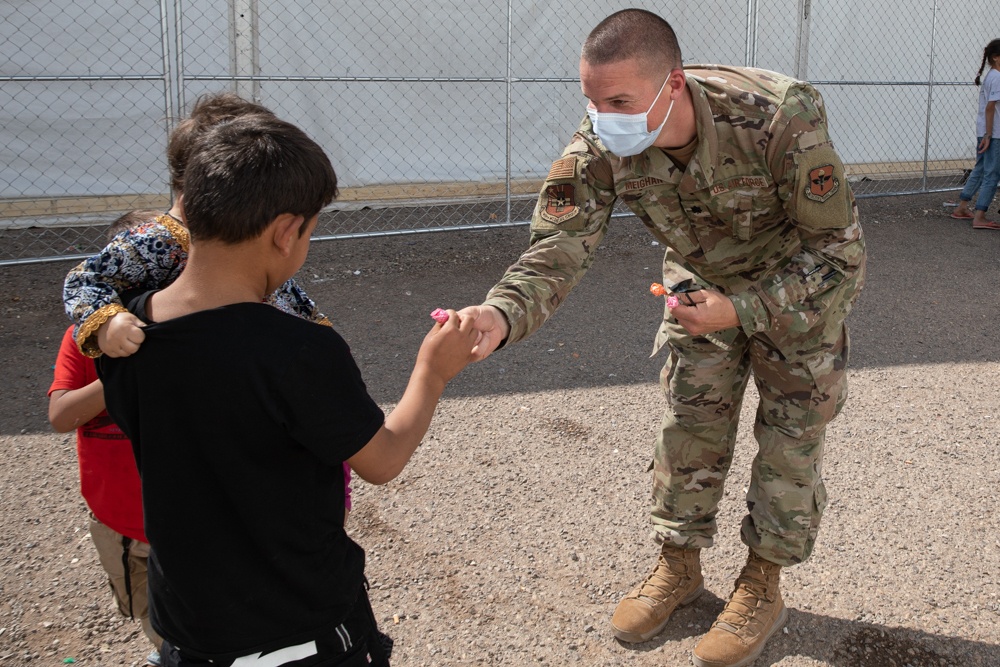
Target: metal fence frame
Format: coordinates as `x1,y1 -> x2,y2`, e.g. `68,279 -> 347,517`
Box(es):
0,0 -> 987,266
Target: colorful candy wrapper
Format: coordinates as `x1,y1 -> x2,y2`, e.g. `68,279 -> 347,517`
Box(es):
650,283 -> 680,308
430,308 -> 450,324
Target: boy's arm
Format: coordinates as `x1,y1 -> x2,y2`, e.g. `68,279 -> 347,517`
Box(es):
48,381 -> 105,433
64,218 -> 187,357
348,311 -> 477,484
266,278 -> 331,326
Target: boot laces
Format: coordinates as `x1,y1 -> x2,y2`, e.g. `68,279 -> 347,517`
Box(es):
714,563 -> 776,632
632,550 -> 690,603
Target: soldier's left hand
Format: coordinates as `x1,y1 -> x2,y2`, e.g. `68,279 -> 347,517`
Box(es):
670,288 -> 741,335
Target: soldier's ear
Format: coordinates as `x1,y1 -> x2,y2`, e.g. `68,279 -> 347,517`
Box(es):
667,69 -> 686,98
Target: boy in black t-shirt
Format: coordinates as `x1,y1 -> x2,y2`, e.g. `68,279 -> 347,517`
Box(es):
98,113 -> 478,667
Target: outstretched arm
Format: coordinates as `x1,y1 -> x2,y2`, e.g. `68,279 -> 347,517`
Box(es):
348,310 -> 478,484
462,123 -> 617,350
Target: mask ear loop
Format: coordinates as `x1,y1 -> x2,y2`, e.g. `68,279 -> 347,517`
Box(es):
647,71 -> 676,135
652,98 -> 675,134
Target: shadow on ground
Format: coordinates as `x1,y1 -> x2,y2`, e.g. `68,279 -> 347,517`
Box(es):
622,589 -> 998,666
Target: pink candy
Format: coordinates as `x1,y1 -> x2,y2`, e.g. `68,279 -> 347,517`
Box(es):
651,283 -> 681,308
430,308 -> 450,324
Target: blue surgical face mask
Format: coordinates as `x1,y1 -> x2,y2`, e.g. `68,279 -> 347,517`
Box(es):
586,73 -> 674,157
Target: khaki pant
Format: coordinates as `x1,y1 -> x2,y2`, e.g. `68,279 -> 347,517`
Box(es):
89,515 -> 163,652
650,320 -> 849,566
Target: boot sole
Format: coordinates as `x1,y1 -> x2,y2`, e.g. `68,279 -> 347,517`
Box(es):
611,583 -> 705,644
691,604 -> 789,667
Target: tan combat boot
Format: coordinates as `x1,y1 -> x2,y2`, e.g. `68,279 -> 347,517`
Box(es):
692,549 -> 788,667
610,545 -> 704,643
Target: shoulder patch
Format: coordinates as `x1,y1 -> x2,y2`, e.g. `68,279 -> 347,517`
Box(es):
547,157 -> 577,181
805,165 -> 839,202
539,183 -> 579,224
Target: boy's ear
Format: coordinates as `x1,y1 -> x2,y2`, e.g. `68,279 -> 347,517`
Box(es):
271,213 -> 305,257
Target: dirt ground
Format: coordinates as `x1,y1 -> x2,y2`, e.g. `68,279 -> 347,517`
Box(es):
1,192 -> 999,666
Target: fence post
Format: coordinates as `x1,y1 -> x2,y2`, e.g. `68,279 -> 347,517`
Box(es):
921,0 -> 939,191
229,0 -> 260,101
175,0 -> 187,119
794,0 -> 812,80
744,0 -> 759,68
158,0 -> 175,156
505,0 -> 514,225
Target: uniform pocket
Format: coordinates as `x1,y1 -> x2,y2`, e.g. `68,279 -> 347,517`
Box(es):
731,194 -> 754,240
644,200 -> 700,256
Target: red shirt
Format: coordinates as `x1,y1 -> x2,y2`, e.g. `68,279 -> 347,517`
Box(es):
49,326 -> 147,542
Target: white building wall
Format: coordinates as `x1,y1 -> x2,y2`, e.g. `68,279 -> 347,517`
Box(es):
0,0 -> 992,201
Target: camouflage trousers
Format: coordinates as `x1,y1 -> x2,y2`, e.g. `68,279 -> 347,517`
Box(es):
650,319 -> 849,566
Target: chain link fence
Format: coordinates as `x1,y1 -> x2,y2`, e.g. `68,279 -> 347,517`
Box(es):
1,0 -> 996,264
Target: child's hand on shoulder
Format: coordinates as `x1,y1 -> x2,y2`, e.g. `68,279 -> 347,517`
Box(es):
98,311 -> 146,357
415,309 -> 478,385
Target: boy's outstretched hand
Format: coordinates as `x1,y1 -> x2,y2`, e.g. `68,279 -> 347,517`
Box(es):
97,311 -> 146,357
414,309 -> 478,386
349,309 -> 478,486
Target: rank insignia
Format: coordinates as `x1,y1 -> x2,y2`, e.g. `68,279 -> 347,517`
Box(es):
805,164 -> 839,202
540,183 -> 579,223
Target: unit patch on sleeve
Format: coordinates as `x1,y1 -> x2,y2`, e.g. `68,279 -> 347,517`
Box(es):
540,183 -> 579,223
805,164 -> 839,202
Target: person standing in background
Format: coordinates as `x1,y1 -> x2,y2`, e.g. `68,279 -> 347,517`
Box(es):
949,39 -> 1000,230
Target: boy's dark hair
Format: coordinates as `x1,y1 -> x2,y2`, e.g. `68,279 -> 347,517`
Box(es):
166,92 -> 275,194
106,209 -> 162,241
582,9 -> 682,72
182,114 -> 338,244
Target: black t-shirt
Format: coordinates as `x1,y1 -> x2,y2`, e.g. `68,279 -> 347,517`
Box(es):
98,298 -> 384,661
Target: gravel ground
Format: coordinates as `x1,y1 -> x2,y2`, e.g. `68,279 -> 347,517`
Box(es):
1,192 -> 999,666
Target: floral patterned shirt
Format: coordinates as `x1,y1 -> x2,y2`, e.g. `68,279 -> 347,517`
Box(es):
64,214 -> 330,357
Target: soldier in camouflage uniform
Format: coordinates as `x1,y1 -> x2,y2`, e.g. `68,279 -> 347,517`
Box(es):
458,9 -> 865,667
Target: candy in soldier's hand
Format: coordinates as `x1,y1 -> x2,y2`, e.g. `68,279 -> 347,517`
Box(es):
650,283 -> 680,308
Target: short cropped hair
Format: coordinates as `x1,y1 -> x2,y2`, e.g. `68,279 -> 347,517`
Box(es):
106,209 -> 162,241
581,9 -> 682,72
182,114 -> 338,244
166,92 -> 276,194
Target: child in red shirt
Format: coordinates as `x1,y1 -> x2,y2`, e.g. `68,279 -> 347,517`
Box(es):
48,317 -> 163,666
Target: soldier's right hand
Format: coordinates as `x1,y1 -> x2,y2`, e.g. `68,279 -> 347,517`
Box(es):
97,311 -> 146,358
456,305 -> 510,361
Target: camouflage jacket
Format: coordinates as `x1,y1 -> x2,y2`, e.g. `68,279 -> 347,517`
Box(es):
64,214 -> 330,357
484,65 -> 866,354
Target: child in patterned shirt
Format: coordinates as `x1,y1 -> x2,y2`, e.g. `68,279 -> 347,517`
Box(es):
63,91 -> 330,359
